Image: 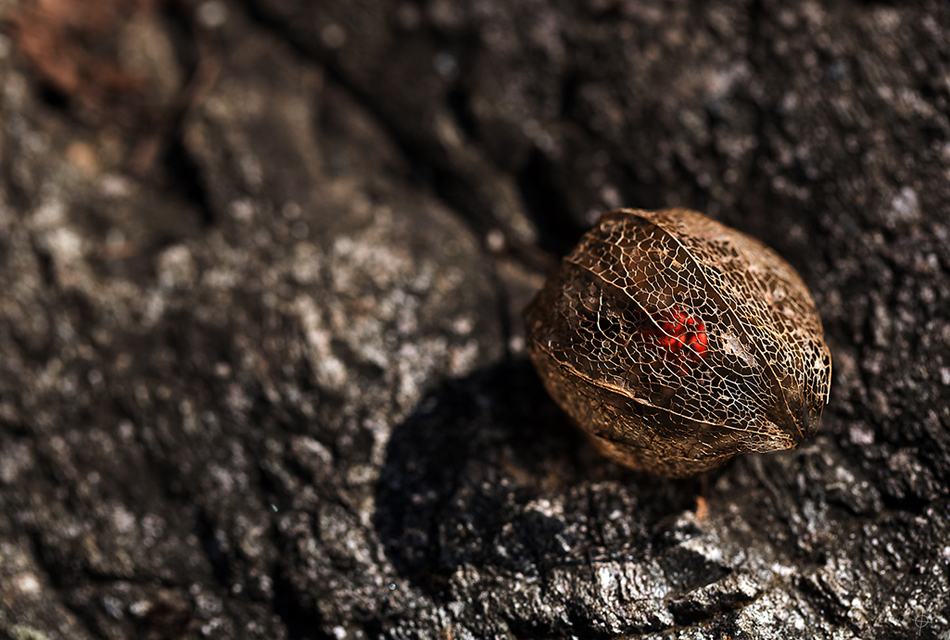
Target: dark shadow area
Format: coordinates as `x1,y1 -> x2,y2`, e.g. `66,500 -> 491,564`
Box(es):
272,573 -> 334,640
374,359 -> 703,597
159,138 -> 216,229
516,147 -> 585,258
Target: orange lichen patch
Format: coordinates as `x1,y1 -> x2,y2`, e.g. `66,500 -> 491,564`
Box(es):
695,495 -> 709,520
65,140 -> 101,177
3,0 -> 163,113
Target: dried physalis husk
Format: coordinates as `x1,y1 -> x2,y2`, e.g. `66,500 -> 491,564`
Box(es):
524,208 -> 832,477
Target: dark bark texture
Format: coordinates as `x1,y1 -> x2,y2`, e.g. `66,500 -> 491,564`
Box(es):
0,0 -> 949,638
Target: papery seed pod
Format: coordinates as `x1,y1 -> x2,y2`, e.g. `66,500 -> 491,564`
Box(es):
524,208 -> 832,477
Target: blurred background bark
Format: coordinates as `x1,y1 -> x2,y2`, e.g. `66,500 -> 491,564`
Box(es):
0,1 -> 948,638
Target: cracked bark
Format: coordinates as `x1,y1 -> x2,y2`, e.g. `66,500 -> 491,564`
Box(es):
0,1 -> 948,639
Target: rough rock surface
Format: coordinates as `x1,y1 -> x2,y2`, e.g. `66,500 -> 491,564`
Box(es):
0,1 -> 949,639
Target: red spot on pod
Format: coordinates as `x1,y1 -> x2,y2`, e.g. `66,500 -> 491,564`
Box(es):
644,307 -> 709,371
524,208 -> 833,477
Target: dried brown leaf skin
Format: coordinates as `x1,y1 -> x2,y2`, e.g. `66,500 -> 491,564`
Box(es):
525,208 -> 832,477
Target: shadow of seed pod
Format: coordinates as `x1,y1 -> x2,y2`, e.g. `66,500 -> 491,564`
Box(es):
524,208 -> 832,478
